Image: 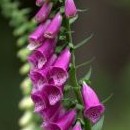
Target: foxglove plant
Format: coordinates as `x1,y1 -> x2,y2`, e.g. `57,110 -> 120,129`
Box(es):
27,0 -> 105,130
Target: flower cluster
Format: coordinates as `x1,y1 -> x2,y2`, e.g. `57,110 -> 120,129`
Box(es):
27,0 -> 105,130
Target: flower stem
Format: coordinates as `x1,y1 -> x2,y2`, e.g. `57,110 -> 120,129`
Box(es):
65,18 -> 91,130
65,18 -> 82,104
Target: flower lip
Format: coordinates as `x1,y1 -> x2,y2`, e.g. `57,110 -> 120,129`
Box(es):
42,84 -> 63,106
29,70 -> 47,88
84,104 -> 105,124
49,66 -> 68,86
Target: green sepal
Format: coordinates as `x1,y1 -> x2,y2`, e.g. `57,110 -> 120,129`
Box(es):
92,116 -> 104,130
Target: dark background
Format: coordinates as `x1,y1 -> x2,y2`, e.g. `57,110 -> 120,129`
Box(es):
0,0 -> 130,130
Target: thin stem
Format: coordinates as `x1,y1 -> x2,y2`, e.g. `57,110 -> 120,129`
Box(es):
65,17 -> 91,130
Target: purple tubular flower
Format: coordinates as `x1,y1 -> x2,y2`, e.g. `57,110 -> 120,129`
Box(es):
44,12 -> 62,39
72,122 -> 82,130
41,103 -> 65,121
41,84 -> 64,106
81,82 -> 105,123
35,2 -> 53,23
48,48 -> 71,86
28,38 -> 57,69
43,109 -> 76,130
36,0 -> 44,6
31,89 -> 48,113
28,20 -> 51,50
65,0 -> 77,18
29,54 -> 57,87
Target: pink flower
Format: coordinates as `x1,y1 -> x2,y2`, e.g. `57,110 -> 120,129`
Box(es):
48,48 -> 71,86
28,20 -> 51,50
81,82 -> 105,123
72,122 -> 82,130
65,0 -> 77,18
43,109 -> 76,130
35,2 -> 53,23
44,12 -> 62,39
28,38 -> 57,69
36,0 -> 44,6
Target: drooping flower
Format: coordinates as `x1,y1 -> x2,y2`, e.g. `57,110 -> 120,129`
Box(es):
81,82 -> 105,123
72,122 -> 82,130
65,0 -> 77,18
28,38 -> 57,69
43,109 -> 76,130
31,88 -> 48,113
48,48 -> 71,86
41,84 -> 64,106
44,12 -> 62,39
28,20 -> 51,50
35,2 -> 53,23
41,103 -> 65,121
29,54 -> 57,88
36,0 -> 44,6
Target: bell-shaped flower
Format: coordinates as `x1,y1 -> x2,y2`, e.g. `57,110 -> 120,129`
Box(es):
28,20 -> 51,50
31,88 -> 48,113
81,82 -> 105,123
48,48 -> 71,86
29,54 -> 57,88
65,0 -> 77,18
41,84 -> 64,106
72,122 -> 82,130
36,0 -> 44,6
44,12 -> 62,39
43,109 -> 76,130
28,38 -> 57,69
41,103 -> 65,121
35,2 -> 53,23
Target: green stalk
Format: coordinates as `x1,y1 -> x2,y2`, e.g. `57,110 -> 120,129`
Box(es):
65,18 -> 91,130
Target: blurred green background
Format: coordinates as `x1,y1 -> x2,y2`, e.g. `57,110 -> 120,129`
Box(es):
0,0 -> 130,130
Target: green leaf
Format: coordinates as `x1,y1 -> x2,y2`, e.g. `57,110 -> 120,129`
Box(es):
77,8 -> 89,12
69,15 -> 78,24
102,93 -> 113,104
74,33 -> 94,49
92,116 -> 104,130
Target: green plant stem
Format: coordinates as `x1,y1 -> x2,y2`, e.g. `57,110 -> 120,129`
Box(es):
65,18 -> 91,130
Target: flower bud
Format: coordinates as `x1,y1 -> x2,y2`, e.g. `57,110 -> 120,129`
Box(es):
65,0 -> 77,18
35,2 -> 53,23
